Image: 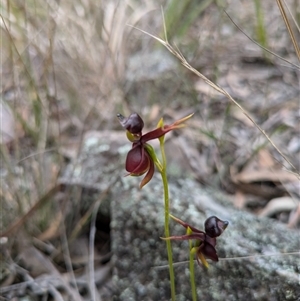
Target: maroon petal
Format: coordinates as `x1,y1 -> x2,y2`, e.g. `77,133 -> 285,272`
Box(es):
200,240 -> 218,262
141,113 -> 194,143
169,215 -> 205,234
205,235 -> 217,248
139,154 -> 155,188
141,127 -> 172,143
126,145 -> 149,175
161,233 -> 205,241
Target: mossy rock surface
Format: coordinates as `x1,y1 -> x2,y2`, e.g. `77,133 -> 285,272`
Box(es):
61,131 -> 299,300
110,175 -> 299,301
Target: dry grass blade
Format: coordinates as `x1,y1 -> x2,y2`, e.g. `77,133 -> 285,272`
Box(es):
89,198 -> 101,301
87,183 -> 114,301
276,0 -> 300,61
0,185 -> 61,237
127,24 -> 300,180
224,11 -> 300,70
153,251 -> 300,269
283,0 -> 300,33
0,14 -> 45,109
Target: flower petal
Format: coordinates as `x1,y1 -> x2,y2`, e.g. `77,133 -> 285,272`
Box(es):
173,113 -> 194,126
126,144 -> 149,175
139,154 -> 155,188
140,127 -> 171,143
169,214 -> 205,234
141,113 -> 194,143
200,240 -> 218,262
197,250 -> 210,268
161,233 -> 205,241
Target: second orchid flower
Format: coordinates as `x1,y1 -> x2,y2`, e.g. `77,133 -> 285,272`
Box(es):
162,215 -> 228,268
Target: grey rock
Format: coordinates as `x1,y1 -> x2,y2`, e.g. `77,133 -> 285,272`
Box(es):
111,175 -> 299,301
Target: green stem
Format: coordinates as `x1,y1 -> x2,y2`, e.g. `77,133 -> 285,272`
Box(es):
189,241 -> 197,301
160,141 -> 176,301
161,170 -> 176,301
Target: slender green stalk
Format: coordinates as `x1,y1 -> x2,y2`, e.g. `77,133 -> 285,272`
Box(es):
159,141 -> 176,301
188,230 -> 197,301
253,0 -> 268,59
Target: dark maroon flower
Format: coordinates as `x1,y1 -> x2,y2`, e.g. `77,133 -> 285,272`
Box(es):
162,215 -> 228,268
125,141 -> 155,188
117,112 -> 193,188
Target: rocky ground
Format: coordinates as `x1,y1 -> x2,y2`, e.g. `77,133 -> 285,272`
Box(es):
1,1 -> 299,300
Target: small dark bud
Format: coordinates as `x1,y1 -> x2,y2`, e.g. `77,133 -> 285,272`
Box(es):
117,113 -> 144,134
204,216 -> 228,238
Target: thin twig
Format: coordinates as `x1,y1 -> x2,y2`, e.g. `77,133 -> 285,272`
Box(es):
152,251 -> 300,269
276,0 -> 300,61
88,179 -> 115,301
89,198 -> 102,301
224,11 -> 300,70
48,285 -> 65,301
282,0 -> 300,33
60,220 -> 81,301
